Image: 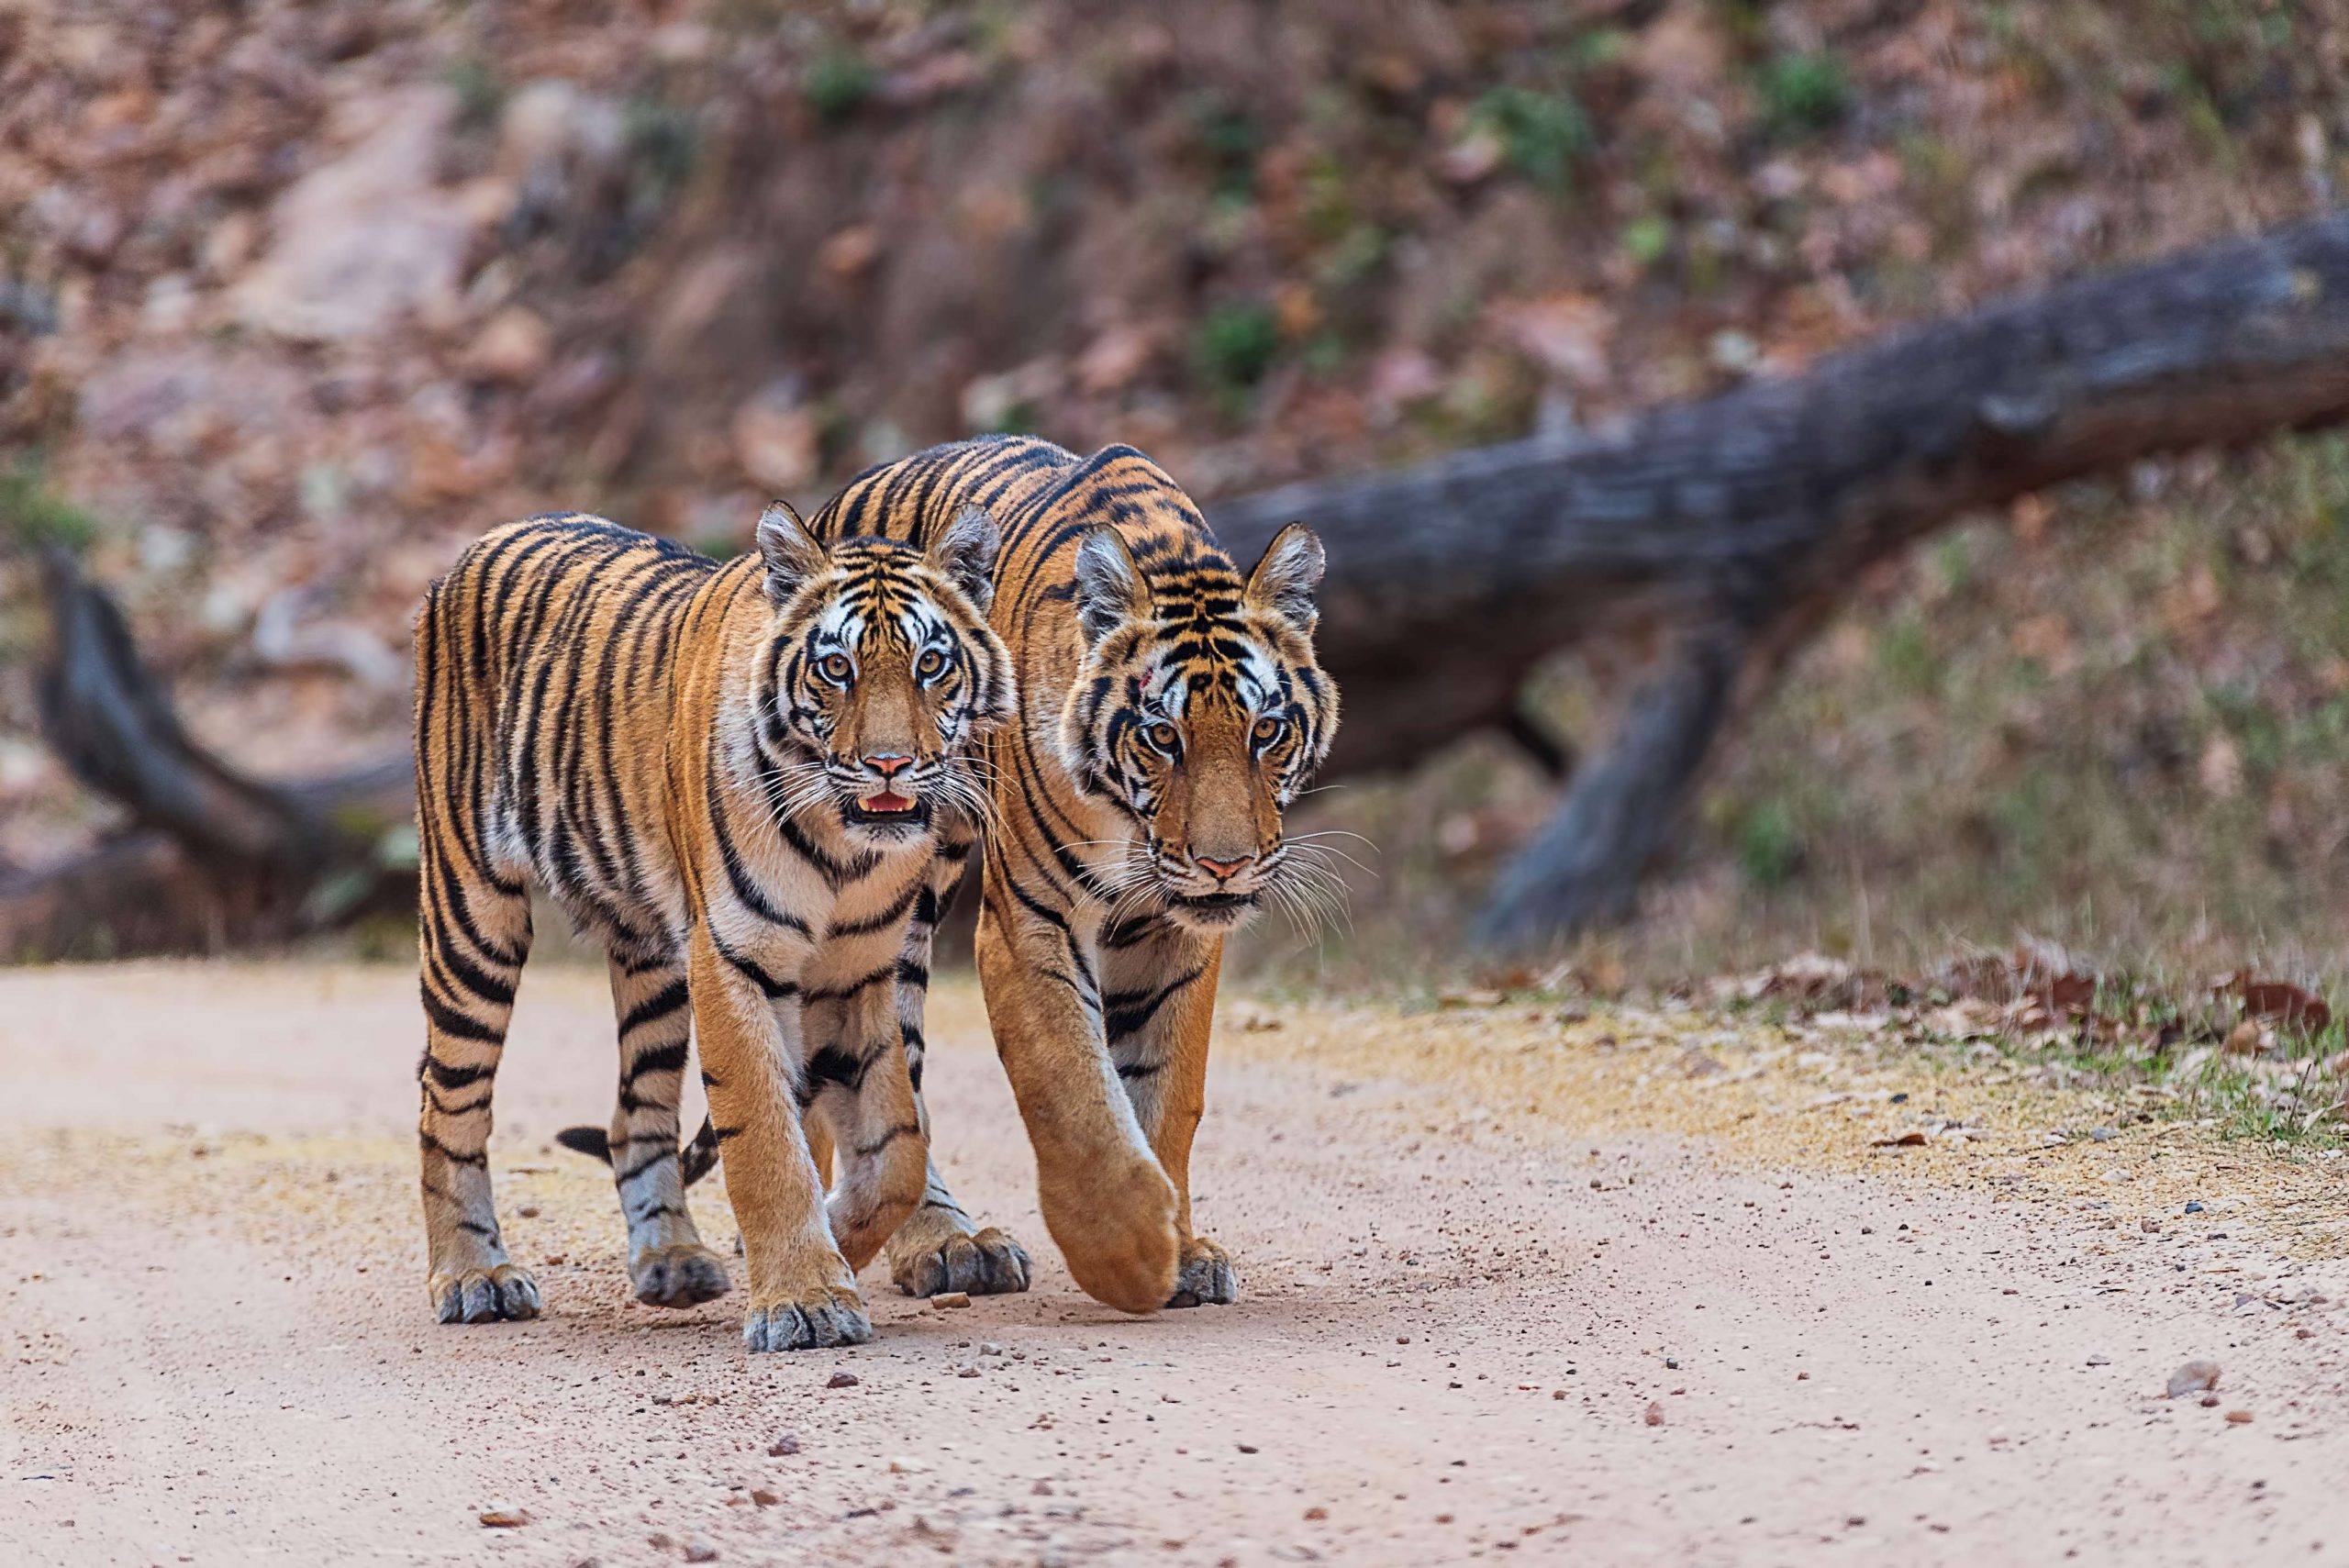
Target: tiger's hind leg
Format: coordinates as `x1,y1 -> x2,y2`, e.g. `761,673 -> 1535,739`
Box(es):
802,966 -> 929,1276
417,857 -> 540,1324
604,954 -> 731,1308
881,842 -> 1032,1297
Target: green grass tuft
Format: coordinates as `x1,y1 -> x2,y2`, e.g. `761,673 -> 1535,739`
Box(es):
1758,52 -> 1850,139
1467,85 -> 1593,192
804,50 -> 878,122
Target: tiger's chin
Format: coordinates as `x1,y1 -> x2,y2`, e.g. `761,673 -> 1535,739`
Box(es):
1164,890 -> 1261,932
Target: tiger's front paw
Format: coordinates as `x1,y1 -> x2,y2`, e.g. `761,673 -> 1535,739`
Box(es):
630,1242 -> 732,1308
1041,1154 -> 1178,1315
1165,1236 -> 1239,1308
429,1264 -> 542,1324
742,1285 -> 872,1352
889,1220 -> 1033,1299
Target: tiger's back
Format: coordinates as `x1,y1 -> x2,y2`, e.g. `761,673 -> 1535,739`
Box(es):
415,512 -> 729,967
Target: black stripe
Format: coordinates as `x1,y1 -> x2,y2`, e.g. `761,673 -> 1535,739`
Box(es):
619,980 -> 691,1038
622,1040 -> 691,1081
853,1123 -> 922,1159
421,985 -> 504,1044
1104,964 -> 1206,1041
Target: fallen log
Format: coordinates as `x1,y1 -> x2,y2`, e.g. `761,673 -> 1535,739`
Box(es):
20,215 -> 2349,957
2,549 -> 413,961
1209,212 -> 2349,943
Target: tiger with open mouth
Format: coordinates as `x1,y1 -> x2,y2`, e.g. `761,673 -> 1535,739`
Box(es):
411,500 -> 1010,1351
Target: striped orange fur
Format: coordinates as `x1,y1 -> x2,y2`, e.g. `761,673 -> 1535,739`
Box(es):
411,503 -> 1010,1350
810,436 -> 1340,1313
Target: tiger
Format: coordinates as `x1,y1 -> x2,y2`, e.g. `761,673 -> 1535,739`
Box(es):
809,434 -> 1341,1314
410,500 -> 1011,1351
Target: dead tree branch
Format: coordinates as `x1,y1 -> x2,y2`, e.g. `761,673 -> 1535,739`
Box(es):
1208,213 -> 2349,943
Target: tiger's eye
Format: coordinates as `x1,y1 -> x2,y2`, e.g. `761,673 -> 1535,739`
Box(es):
1253,717 -> 1285,743
1146,720 -> 1180,751
818,652 -> 852,683
917,649 -> 946,679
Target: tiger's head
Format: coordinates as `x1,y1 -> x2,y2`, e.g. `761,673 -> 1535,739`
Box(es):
1063,517 -> 1340,932
753,500 -> 1014,844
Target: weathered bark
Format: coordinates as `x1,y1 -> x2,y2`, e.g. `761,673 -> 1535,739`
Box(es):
21,216 -> 2349,956
1209,212 -> 2349,941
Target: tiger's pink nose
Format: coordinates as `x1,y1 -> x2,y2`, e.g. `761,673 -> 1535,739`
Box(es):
1194,853 -> 1254,883
863,753 -> 912,778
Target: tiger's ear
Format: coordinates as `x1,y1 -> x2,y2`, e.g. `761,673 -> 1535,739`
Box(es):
754,499 -> 828,606
926,505 -> 1001,616
1243,521 -> 1325,634
1074,526 -> 1150,646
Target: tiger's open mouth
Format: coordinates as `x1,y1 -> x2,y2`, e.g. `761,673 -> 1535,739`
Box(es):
842,789 -> 931,832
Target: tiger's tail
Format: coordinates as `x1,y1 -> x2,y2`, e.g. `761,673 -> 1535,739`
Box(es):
555,1119 -> 721,1187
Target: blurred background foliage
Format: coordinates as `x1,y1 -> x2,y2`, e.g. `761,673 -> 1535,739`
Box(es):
5,0 -> 2349,991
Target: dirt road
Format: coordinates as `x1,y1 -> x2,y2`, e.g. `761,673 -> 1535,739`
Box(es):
6,962 -> 2349,1567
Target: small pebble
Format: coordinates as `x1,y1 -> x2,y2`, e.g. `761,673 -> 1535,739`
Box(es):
1664,1357 -> 1679,1370
980,1341 -> 1004,1355
750,1489 -> 780,1507
769,1432 -> 801,1455
930,1291 -> 972,1309
2086,1354 -> 2111,1367
2167,1361 -> 2221,1399
2141,1218 -> 2161,1233
1304,1506 -> 1328,1520
2185,1200 -> 2206,1215
826,1372 -> 859,1389
2088,1127 -> 2117,1142
2226,1409 -> 2254,1425
1643,1402 -> 1665,1427
477,1502 -> 529,1529
685,1538 -> 719,1562
1238,1443 -> 1260,1454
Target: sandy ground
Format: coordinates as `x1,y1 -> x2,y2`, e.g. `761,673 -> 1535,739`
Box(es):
6,963 -> 2349,1568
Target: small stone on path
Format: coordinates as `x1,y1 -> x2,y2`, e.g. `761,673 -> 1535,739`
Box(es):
2168,1361 -> 2221,1399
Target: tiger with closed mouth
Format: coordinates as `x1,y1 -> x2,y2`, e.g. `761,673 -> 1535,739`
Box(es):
810,435 -> 1341,1313
411,500 -> 1010,1351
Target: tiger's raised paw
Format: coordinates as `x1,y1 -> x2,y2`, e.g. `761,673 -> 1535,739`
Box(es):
429,1264 -> 542,1324
742,1287 -> 872,1353
1165,1237 -> 1238,1309
890,1225 -> 1032,1299
630,1243 -> 732,1308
